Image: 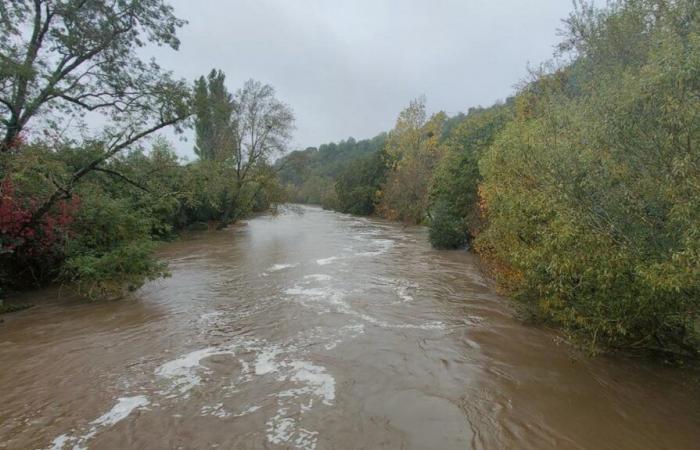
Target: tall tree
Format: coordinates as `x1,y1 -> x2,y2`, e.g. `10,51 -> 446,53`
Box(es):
218,79 -> 294,225
378,97 -> 446,223
193,69 -> 234,161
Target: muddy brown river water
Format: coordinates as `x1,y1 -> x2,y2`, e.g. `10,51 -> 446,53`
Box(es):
1,205 -> 699,449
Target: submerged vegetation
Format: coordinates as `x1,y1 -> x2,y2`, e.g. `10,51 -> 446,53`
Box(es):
280,0 -> 700,357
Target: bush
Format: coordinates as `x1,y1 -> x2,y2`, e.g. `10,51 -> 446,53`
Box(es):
61,188 -> 168,298
476,0 -> 700,356
428,198 -> 467,249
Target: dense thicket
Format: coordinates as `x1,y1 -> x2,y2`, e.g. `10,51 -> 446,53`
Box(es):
429,103 -> 513,248
477,0 -> 700,356
2,129 -> 284,298
334,149 -> 388,215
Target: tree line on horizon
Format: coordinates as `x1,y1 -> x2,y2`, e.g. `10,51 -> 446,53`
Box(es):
279,0 -> 700,358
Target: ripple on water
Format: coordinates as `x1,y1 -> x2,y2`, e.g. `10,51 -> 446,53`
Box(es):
284,281 -> 445,331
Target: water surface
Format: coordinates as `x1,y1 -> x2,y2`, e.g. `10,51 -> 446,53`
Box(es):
1,205 -> 698,449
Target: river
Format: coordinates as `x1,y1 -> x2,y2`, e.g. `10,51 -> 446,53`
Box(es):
0,205 -> 698,449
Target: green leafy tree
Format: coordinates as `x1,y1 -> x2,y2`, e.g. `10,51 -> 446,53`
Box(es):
219,79 -> 294,225
334,149 -> 388,215
429,103 -> 513,248
193,69 -> 235,161
0,0 -> 191,227
277,134 -> 386,206
377,98 -> 446,223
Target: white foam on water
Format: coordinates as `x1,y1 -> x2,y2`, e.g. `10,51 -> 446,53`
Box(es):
284,286 -> 351,315
149,338 -> 337,450
303,274 -> 333,282
236,359 -> 253,384
268,263 -> 297,272
254,345 -> 284,375
287,361 -> 335,405
233,404 -> 262,417
197,311 -> 225,332
352,311 -> 445,330
285,282 -> 443,331
47,434 -> 71,450
201,403 -> 230,418
258,354 -> 336,449
155,347 -> 235,394
294,428 -> 320,449
323,323 -> 365,350
316,256 -> 341,266
198,311 -> 223,322
266,411 -> 318,450
266,410 -> 296,445
395,285 -> 414,303
372,276 -> 419,304
355,238 -> 395,257
92,396 -> 149,427
47,396 -> 149,450
355,229 -> 381,235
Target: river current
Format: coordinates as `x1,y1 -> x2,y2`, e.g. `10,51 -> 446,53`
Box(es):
1,205 -> 698,449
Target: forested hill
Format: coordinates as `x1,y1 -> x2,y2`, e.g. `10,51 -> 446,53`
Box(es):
276,134 -> 386,204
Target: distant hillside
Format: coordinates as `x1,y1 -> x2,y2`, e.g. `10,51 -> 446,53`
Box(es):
276,134 -> 387,204
277,113 -> 470,205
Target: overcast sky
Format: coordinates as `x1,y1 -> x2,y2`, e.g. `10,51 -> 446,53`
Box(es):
150,0 -> 575,159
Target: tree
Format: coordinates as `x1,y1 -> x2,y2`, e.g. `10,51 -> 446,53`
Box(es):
428,102 -> 513,248
193,69 -> 234,161
334,149 -> 388,215
218,79 -> 294,225
377,97 -> 446,223
0,0 -> 191,226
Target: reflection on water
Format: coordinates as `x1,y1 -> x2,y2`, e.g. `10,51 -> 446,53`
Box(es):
0,205 -> 698,449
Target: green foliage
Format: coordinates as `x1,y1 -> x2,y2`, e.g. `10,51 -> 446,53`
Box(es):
377,98 -> 446,224
64,148 -> 181,298
277,134 -> 386,205
0,129 -> 285,299
193,70 -> 235,161
477,0 -> 700,356
334,150 -> 388,215
0,0 -> 190,151
428,198 -> 468,249
191,74 -> 293,227
429,103 -> 513,248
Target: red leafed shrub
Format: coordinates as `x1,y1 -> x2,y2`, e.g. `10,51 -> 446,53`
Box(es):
7,133 -> 27,152
0,178 -> 80,259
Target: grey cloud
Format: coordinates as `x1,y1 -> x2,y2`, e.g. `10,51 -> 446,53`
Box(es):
149,0 -> 574,159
